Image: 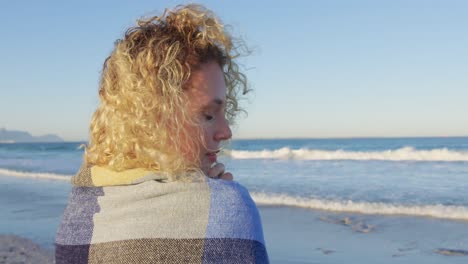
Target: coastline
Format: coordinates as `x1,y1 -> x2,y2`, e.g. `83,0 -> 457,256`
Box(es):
259,206 -> 468,264
0,234 -> 54,264
2,206 -> 468,264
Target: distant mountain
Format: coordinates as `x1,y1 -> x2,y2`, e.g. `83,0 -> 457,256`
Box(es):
0,128 -> 63,143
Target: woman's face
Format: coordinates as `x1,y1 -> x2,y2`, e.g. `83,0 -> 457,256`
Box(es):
184,61 -> 232,174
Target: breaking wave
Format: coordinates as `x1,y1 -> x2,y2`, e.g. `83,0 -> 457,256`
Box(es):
226,147 -> 468,161
251,192 -> 468,221
0,168 -> 71,181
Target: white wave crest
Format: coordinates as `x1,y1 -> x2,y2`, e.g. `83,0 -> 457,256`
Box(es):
0,168 -> 71,181
251,192 -> 468,221
226,147 -> 468,161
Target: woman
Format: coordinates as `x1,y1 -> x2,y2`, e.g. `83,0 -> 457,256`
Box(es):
55,4 -> 269,264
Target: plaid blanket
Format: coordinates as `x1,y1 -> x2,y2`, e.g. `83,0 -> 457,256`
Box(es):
55,164 -> 269,263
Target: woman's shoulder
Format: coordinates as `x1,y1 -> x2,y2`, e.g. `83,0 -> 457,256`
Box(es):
205,179 -> 260,220
200,179 -> 269,263
204,179 -> 265,241
206,178 -> 254,203
56,178 -> 269,263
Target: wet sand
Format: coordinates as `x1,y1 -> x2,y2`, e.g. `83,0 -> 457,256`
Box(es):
259,205 -> 468,264
0,235 -> 53,264
2,173 -> 468,264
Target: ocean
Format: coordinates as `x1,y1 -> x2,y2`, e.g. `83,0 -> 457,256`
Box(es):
1,137 -> 468,263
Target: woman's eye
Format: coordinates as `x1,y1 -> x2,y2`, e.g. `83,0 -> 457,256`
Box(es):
204,114 -> 214,121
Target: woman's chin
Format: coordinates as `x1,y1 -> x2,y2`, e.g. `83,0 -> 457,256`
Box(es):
200,160 -> 213,175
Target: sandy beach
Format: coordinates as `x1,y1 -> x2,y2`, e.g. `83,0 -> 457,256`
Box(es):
0,234 -> 53,264
2,173 -> 468,263
2,204 -> 468,263
260,206 -> 468,263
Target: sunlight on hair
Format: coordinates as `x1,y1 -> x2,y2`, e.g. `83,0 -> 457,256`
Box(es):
85,4 -> 250,180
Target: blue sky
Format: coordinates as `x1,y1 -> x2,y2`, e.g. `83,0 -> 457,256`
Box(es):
1,0 -> 467,141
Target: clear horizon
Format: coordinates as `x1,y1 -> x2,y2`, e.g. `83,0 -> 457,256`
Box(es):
2,127 -> 468,143
1,0 -> 467,141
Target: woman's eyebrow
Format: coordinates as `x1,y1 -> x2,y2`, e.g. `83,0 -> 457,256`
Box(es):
202,98 -> 225,110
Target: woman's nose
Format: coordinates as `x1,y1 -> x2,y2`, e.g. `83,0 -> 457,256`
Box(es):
214,117 -> 232,141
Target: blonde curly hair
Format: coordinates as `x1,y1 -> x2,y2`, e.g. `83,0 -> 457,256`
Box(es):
84,4 -> 249,178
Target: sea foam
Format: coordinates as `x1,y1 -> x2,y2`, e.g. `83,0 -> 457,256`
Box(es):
2,166 -> 467,221
0,168 -> 71,181
226,147 -> 468,161
251,192 -> 468,221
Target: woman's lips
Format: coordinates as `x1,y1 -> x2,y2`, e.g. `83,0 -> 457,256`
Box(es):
206,150 -> 219,163
207,153 -> 217,163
